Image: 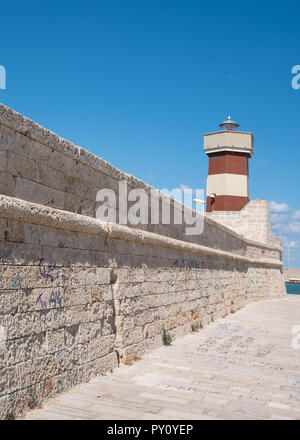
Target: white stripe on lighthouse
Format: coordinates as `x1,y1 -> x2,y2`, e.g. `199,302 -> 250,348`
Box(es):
206,174 -> 249,197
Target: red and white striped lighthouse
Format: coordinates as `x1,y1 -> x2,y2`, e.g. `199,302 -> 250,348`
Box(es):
204,116 -> 254,212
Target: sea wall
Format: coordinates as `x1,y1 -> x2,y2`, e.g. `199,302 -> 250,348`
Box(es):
283,268 -> 300,281
0,104 -> 286,419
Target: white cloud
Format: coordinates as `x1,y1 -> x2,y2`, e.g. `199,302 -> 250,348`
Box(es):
289,241 -> 298,248
271,220 -> 300,235
287,222 -> 300,234
270,213 -> 290,223
266,201 -> 300,267
283,239 -> 299,249
269,202 -> 300,244
269,201 -> 290,213
272,222 -> 283,230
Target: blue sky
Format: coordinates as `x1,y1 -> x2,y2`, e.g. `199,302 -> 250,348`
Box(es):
0,0 -> 299,266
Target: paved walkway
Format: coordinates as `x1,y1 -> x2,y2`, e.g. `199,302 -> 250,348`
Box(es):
23,296 -> 300,420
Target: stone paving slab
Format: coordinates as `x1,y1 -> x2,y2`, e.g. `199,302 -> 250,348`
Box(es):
23,296 -> 300,420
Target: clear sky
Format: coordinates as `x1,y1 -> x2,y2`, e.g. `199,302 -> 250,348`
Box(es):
0,0 -> 299,266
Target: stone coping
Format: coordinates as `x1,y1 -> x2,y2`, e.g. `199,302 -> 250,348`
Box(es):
0,103 -> 282,253
0,195 -> 283,268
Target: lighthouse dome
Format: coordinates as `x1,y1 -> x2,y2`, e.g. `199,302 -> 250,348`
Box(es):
219,116 -> 240,131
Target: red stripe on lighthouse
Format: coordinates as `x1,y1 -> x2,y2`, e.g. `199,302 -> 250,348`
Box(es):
206,195 -> 249,212
208,152 -> 249,176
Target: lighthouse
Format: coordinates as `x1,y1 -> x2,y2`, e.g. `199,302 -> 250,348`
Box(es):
204,116 -> 254,212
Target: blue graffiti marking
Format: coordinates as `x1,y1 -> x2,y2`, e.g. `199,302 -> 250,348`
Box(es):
0,249 -> 12,262
49,290 -> 64,308
11,273 -> 23,289
38,258 -> 58,282
35,293 -> 47,309
35,290 -> 65,309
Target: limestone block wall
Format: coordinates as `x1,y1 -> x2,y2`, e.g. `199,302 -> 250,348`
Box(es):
0,104 -> 286,419
0,196 -> 286,419
0,104 -> 281,256
206,200 -> 281,248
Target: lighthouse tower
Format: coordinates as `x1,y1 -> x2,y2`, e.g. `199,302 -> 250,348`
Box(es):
204,116 -> 254,212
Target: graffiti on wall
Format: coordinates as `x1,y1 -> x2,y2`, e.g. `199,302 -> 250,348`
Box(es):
35,259 -> 70,310
11,273 -> 23,289
35,289 -> 65,310
0,249 -> 12,263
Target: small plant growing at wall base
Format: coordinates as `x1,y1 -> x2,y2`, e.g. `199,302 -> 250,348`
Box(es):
27,386 -> 39,409
162,328 -> 172,346
191,323 -> 200,333
5,412 -> 15,420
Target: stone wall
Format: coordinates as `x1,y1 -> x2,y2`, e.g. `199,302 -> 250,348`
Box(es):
0,104 -> 281,255
206,200 -> 281,248
283,268 -> 300,281
0,104 -> 286,419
